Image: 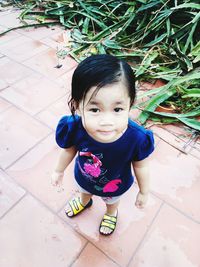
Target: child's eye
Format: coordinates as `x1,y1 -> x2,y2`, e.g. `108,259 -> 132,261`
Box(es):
114,108 -> 123,112
89,108 -> 100,113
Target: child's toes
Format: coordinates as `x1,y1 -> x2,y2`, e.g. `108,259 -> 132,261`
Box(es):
100,226 -> 107,235
65,206 -> 73,217
99,212 -> 118,235
100,226 -> 112,235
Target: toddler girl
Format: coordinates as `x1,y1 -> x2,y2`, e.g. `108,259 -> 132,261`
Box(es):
52,54 -> 154,236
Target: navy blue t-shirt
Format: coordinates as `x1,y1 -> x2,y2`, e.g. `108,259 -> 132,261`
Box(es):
56,115 -> 154,197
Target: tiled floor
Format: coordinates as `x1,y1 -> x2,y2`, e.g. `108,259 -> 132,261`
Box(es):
0,7 -> 200,267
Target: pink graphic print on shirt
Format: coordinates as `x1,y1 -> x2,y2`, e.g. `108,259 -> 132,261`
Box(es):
103,179 -> 122,193
79,151 -> 122,193
80,151 -> 102,177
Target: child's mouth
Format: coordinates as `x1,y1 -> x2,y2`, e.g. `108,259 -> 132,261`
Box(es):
98,131 -> 114,136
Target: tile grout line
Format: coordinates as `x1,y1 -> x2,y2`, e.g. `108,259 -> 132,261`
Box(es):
0,188 -> 94,266
17,25 -> 65,41
19,52 -> 77,80
56,199 -> 122,267
0,32 -> 43,49
126,201 -> 164,267
33,93 -> 71,118
1,172 -> 156,267
166,202 -> 200,225
150,192 -> 200,224
153,132 -> 200,160
0,176 -> 63,220
0,183 -> 106,263
85,241 -> 123,267
68,241 -> 89,267
4,131 -> 53,171
0,191 -> 27,220
0,50 -> 77,87
0,101 -> 13,115
0,88 -> 69,131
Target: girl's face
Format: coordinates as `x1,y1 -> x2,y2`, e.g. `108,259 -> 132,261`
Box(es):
77,81 -> 131,143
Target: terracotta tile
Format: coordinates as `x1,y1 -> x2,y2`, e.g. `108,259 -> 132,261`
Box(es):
36,69 -> 75,128
150,141 -> 200,222
0,56 -> 33,85
190,138 -> 200,159
23,48 -> 77,78
0,97 -> 11,113
55,66 -> 76,88
0,106 -> 50,169
150,124 -> 195,154
0,25 -> 21,44
7,134 -> 78,212
36,96 -> 71,129
6,71 -> 42,90
0,194 -> 87,267
0,170 -> 25,218
0,35 -> 49,62
1,77 -> 66,115
0,10 -> 22,28
0,35 -> 30,49
0,78 -> 9,91
129,204 -> 200,267
59,186 -> 162,266
17,25 -> 63,40
0,7 -> 18,17
40,31 -> 70,49
71,243 -> 119,267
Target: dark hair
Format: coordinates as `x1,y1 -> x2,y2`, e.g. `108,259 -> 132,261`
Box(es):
69,54 -> 136,115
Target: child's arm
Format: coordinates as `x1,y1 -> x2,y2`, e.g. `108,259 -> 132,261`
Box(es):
52,146 -> 77,187
132,157 -> 150,209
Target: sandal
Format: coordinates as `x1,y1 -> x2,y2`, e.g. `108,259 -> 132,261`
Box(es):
99,211 -> 118,236
65,197 -> 93,217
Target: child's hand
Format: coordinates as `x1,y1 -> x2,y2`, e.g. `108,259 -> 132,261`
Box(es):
51,171 -> 64,191
135,191 -> 148,209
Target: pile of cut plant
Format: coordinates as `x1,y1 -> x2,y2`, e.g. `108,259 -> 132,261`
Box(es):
1,0 -> 200,130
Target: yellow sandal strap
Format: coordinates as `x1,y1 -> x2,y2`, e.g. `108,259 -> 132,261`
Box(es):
101,221 -> 115,230
69,197 -> 84,215
103,214 -> 117,222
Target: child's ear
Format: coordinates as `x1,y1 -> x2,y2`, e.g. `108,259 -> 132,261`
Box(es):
76,107 -> 81,116
73,101 -> 81,115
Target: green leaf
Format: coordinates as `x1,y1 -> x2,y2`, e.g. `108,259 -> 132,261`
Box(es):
182,89 -> 200,98
96,43 -> 106,54
82,17 -> 90,34
178,118 -> 200,131
138,87 -> 177,124
144,33 -> 167,47
137,0 -> 161,12
171,3 -> 200,10
146,108 -> 200,118
193,54 -> 200,63
0,22 -> 59,36
135,51 -> 159,77
103,39 -> 121,49
189,41 -> 200,56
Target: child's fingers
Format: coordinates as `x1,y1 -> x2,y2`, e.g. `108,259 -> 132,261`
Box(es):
135,200 -> 144,209
51,177 -> 59,186
51,172 -> 64,187
57,185 -> 64,192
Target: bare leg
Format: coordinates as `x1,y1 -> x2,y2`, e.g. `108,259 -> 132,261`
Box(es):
66,192 -> 93,217
100,201 -> 119,235
80,192 -> 93,206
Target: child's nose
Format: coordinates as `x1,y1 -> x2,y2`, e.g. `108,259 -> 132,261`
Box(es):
99,113 -> 114,126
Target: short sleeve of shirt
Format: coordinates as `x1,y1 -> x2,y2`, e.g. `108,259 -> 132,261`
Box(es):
55,115 -> 77,148
133,130 -> 154,161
